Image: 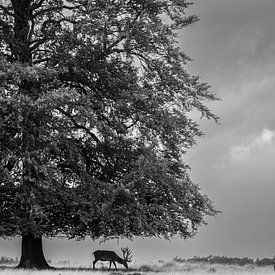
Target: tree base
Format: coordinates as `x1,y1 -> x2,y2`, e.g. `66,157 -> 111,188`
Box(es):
16,234 -> 52,269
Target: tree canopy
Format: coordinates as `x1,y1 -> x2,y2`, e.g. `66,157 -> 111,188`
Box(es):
0,0 -> 218,258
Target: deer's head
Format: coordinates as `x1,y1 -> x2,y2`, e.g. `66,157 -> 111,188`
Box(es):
121,247 -> 132,269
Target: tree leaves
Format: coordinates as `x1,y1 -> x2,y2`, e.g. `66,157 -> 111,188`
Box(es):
0,0 -> 218,240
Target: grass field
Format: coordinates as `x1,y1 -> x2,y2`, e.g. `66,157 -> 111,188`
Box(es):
0,260 -> 274,275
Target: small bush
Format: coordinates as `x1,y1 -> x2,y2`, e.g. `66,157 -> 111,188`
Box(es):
139,264 -> 155,272
183,266 -> 192,272
208,267 -> 217,273
162,262 -> 176,268
0,256 -> 18,265
173,256 -> 185,263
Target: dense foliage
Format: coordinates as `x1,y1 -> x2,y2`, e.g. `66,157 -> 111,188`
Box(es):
0,0 -> 218,245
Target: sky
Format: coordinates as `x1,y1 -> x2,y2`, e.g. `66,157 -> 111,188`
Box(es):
1,0 -> 275,265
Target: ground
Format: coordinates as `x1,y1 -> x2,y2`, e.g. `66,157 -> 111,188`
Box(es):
0,259 -> 274,274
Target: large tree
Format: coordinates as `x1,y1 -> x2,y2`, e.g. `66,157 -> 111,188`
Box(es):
0,0 -> 219,269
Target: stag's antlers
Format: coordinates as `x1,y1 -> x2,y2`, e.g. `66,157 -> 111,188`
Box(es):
121,247 -> 132,262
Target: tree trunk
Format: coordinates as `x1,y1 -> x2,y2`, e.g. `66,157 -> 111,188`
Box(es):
11,4 -> 50,270
17,234 -> 51,269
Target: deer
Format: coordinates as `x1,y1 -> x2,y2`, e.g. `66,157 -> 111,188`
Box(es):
93,247 -> 132,269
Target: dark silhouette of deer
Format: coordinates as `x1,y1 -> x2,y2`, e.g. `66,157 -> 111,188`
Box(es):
93,247 -> 132,269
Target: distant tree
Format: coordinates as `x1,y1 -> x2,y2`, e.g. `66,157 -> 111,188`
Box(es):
0,256 -> 18,265
173,256 -> 186,263
0,0 -> 219,269
255,258 -> 274,266
187,255 -> 254,266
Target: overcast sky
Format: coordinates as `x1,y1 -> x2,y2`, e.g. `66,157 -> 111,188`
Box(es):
182,0 -> 275,260
1,0 -> 275,265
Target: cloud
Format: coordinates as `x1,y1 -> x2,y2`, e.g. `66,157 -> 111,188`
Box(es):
229,128 -> 275,163
182,0 -> 275,91
184,0 -> 275,172
182,0 -> 275,140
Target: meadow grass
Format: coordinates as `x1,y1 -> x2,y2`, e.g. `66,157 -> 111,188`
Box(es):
0,263 -> 274,275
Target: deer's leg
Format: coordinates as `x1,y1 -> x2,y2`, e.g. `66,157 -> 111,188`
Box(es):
109,261 -> 112,269
113,261 -> 117,269
93,259 -> 98,269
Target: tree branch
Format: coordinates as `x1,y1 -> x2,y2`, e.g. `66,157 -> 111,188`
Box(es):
0,18 -> 12,29
33,5 -> 76,18
27,16 -> 35,43
30,0 -> 46,11
105,8 -> 145,54
0,4 -> 15,17
56,107 -> 101,145
30,17 -> 75,52
33,57 -> 51,65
